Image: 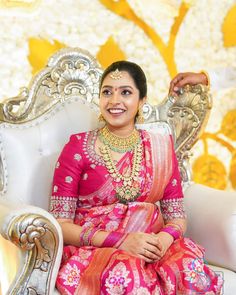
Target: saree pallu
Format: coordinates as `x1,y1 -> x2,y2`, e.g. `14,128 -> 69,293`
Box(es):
50,130 -> 223,295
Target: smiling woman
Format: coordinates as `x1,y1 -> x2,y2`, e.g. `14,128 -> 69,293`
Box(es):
48,60 -> 222,294
99,61 -> 146,135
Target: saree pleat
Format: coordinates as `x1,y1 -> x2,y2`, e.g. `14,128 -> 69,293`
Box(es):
75,248 -> 116,295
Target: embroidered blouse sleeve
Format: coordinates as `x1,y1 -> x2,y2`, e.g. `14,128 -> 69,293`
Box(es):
49,134 -> 84,220
160,137 -> 186,221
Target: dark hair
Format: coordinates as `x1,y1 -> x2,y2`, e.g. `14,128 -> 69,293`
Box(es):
99,61 -> 147,100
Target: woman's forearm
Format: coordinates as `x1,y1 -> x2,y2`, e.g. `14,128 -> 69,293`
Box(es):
57,219 -> 109,247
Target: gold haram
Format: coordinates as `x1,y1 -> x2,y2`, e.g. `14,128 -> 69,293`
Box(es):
99,142 -> 143,204
98,125 -> 140,153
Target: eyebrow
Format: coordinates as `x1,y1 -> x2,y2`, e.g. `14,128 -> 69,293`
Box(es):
102,85 -> 134,90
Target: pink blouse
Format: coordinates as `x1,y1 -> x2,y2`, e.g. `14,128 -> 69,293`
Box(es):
49,129 -> 186,222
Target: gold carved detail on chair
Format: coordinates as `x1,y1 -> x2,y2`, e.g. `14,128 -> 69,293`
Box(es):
167,84 -> 212,183
0,48 -> 102,124
6,214 -> 60,295
145,84 -> 212,184
0,87 -> 30,122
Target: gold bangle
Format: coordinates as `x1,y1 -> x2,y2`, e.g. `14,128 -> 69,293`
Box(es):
200,70 -> 210,90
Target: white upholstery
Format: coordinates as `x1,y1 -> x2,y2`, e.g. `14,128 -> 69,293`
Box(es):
185,184 -> 236,294
209,265 -> 236,295
185,184 -> 236,272
0,98 -> 99,209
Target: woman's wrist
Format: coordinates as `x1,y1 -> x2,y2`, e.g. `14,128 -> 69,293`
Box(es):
158,231 -> 174,244
160,223 -> 183,241
91,230 -> 109,247
80,227 -> 108,247
101,231 -> 128,248
200,71 -> 210,89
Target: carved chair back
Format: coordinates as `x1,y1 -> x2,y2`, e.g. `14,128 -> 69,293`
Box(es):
0,47 -> 211,210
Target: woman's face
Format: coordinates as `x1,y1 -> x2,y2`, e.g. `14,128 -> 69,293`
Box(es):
99,70 -> 145,131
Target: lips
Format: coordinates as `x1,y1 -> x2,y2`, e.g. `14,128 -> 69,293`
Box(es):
107,108 -> 125,114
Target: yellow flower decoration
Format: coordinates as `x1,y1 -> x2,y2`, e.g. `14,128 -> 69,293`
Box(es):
96,36 -> 126,69
193,155 -> 227,190
99,0 -> 190,77
222,4 -> 236,47
220,109 -> 236,141
28,38 -> 65,75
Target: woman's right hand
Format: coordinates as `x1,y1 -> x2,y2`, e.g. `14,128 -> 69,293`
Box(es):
118,232 -> 162,263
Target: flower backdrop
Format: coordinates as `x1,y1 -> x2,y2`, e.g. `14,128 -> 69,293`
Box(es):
0,0 -> 235,292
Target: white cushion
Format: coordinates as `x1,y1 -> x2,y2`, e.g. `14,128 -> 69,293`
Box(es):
0,98 -> 99,210
184,183 -> 236,272
208,265 -> 236,295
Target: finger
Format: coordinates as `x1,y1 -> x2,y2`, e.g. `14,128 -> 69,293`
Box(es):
143,247 -> 162,260
175,76 -> 194,88
169,77 -> 179,94
147,236 -> 163,251
169,73 -> 187,94
146,244 -> 161,255
138,254 -> 155,263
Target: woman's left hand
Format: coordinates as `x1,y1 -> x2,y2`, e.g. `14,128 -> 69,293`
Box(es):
169,72 -> 208,97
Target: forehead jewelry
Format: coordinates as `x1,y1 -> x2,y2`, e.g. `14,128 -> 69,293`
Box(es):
109,69 -> 123,80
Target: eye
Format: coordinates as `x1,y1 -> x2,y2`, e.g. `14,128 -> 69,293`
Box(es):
121,89 -> 132,96
102,89 -> 112,96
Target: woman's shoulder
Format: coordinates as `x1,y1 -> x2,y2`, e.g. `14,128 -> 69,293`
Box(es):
69,129 -> 98,143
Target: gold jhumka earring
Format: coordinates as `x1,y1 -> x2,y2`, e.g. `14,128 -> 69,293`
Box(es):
98,113 -> 106,122
136,107 -> 144,124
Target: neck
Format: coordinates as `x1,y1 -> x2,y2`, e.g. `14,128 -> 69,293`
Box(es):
105,124 -> 136,138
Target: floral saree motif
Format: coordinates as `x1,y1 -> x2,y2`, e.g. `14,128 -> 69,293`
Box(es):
49,130 -> 223,294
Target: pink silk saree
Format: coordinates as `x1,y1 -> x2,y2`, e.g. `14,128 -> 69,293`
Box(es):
50,130 -> 223,295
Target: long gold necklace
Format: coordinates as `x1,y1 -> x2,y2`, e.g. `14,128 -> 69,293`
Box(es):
98,125 -> 140,153
99,141 -> 143,204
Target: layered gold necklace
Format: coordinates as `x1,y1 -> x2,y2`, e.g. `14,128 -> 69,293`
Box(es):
98,125 -> 140,153
99,126 -> 143,204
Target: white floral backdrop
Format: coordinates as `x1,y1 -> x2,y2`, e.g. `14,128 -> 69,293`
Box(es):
0,0 -> 235,293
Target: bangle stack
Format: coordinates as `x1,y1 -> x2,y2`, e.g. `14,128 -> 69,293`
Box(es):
101,231 -> 128,248
80,226 -> 101,247
160,223 -> 183,241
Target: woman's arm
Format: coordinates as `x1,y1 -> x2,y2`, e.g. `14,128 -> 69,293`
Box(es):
169,72 -> 209,96
58,218 -> 162,263
155,136 -> 187,258
57,218 -> 109,247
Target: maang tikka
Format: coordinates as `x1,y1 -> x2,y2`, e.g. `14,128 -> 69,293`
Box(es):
110,69 -> 123,80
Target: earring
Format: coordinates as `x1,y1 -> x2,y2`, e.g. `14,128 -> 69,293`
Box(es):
98,113 -> 106,123
136,108 -> 144,124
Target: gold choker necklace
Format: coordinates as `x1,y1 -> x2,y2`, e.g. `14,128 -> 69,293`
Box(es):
98,125 -> 140,153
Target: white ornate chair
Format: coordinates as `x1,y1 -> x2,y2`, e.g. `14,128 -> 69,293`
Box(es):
0,48 -> 235,295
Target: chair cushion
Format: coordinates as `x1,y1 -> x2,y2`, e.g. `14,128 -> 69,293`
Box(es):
0,98 -> 99,210
209,265 -> 236,295
185,184 -> 236,272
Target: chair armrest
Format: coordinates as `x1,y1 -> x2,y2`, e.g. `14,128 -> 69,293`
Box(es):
0,200 -> 63,295
184,183 -> 236,272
